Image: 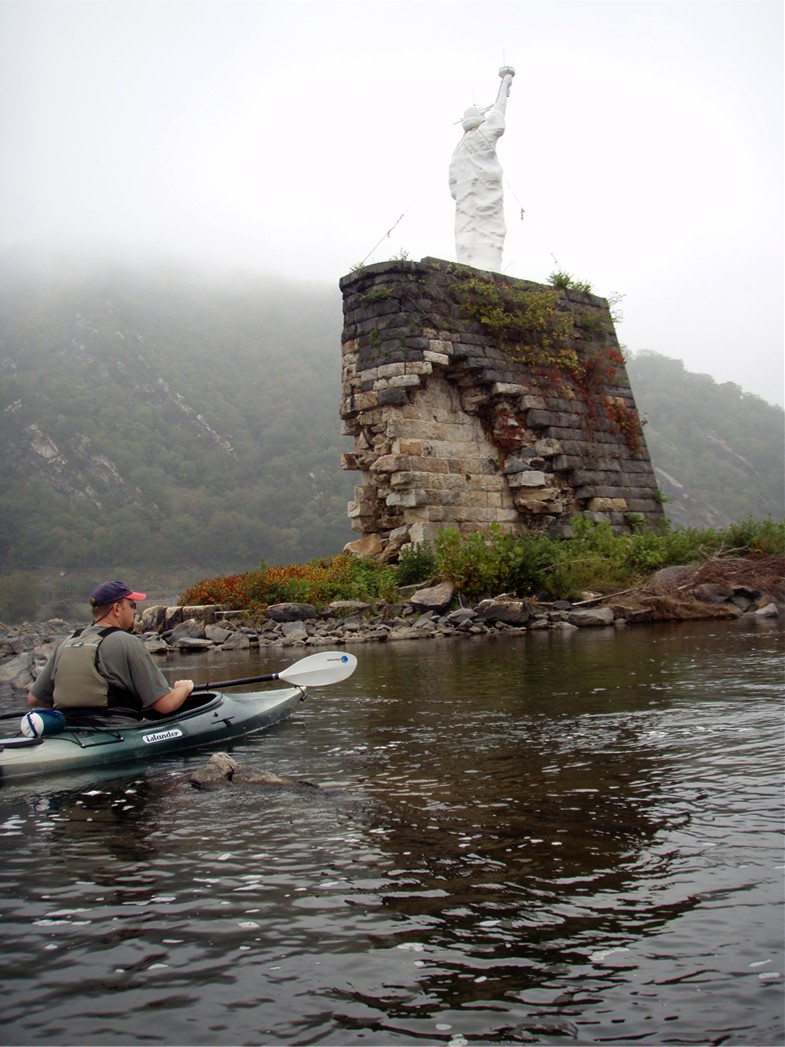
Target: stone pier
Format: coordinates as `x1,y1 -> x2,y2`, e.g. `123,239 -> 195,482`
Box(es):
339,258 -> 664,560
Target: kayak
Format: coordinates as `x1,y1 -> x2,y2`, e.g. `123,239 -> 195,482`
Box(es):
0,685 -> 305,783
0,649 -> 359,784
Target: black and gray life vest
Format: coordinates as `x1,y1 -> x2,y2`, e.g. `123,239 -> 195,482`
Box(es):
52,627 -> 133,710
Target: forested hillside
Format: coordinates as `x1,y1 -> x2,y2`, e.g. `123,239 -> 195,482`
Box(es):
0,255 -> 355,576
627,352 -> 784,528
0,255 -> 782,601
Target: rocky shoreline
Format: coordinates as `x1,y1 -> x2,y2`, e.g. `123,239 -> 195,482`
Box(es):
1,556 -> 782,701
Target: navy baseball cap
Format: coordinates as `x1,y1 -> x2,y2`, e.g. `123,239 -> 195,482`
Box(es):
90,580 -> 147,606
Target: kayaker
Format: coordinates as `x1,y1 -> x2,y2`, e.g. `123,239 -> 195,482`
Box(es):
26,580 -> 195,725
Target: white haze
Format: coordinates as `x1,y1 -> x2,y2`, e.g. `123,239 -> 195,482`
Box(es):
1,0 -> 782,406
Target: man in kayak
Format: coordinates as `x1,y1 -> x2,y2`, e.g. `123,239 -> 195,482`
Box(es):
27,580 -> 195,725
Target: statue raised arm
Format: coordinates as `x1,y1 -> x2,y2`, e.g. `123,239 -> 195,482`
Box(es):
449,66 -> 515,271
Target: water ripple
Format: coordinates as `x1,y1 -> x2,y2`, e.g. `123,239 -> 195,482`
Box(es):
0,620 -> 782,1045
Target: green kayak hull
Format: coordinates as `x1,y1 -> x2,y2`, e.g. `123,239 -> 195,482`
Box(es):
0,686 -> 305,782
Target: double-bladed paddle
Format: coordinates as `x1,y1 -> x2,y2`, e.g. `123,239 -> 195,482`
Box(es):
192,650 -> 357,692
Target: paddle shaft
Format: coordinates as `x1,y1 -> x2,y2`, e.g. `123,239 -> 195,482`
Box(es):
192,671 -> 283,692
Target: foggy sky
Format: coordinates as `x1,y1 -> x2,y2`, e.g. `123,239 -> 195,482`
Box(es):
1,0 -> 782,406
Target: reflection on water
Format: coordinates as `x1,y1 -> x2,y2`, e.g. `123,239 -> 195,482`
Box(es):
0,618 -> 782,1045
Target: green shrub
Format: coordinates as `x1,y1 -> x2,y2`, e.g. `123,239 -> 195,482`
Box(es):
722,517 -> 785,556
396,542 -> 437,587
432,517 -> 784,602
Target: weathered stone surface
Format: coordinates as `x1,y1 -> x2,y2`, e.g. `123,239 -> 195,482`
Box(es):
344,534 -> 384,557
280,621 -> 309,644
182,605 -> 218,624
190,752 -> 238,788
139,605 -> 167,633
328,600 -> 372,617
190,752 -> 321,791
648,564 -> 697,588
409,581 -> 455,611
693,583 -> 734,605
175,637 -> 215,651
220,631 -> 251,651
475,597 -> 531,626
205,624 -> 232,644
170,618 -> 207,641
164,606 -> 185,631
265,603 -> 318,622
387,625 -> 424,641
0,653 -> 31,684
143,636 -> 169,654
566,607 -> 615,628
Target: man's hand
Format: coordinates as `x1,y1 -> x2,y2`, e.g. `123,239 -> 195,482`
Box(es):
152,679 -> 195,715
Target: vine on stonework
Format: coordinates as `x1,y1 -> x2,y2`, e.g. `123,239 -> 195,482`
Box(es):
605,396 -> 644,455
452,277 -> 579,380
580,346 -> 625,388
452,277 -> 643,453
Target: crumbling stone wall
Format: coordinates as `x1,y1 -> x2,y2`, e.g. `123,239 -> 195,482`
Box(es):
340,258 -> 664,559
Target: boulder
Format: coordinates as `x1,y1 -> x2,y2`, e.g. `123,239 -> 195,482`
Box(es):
265,603 -> 318,622
170,619 -> 207,641
0,653 -> 32,684
328,600 -> 371,617
409,581 -> 454,612
190,752 -> 239,788
142,636 -> 169,654
566,607 -> 615,627
205,624 -> 232,644
220,631 -> 251,651
387,625 -> 423,641
649,564 -> 697,588
182,605 -> 219,624
343,534 -> 384,558
693,583 -> 733,605
163,606 -> 185,631
280,621 -> 309,644
442,608 -> 477,628
139,605 -> 167,633
475,597 -> 531,627
190,752 -> 320,791
175,637 -> 214,651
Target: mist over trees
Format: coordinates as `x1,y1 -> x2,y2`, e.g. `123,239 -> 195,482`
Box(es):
0,254 -> 355,574
627,352 -> 784,528
0,254 -> 782,592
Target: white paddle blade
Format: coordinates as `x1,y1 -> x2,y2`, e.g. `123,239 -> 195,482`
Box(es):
279,651 -> 357,688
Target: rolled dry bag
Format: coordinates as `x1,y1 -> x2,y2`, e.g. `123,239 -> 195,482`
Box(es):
21,709 -> 68,738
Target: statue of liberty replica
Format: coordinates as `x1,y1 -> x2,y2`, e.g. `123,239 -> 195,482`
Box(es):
449,66 -> 515,272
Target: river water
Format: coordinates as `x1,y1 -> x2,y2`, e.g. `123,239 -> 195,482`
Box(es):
0,617 -> 782,1046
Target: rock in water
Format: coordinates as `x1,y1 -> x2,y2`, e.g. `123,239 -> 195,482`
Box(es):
189,752 -> 320,792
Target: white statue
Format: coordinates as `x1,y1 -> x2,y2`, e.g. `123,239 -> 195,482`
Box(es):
449,66 -> 515,271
